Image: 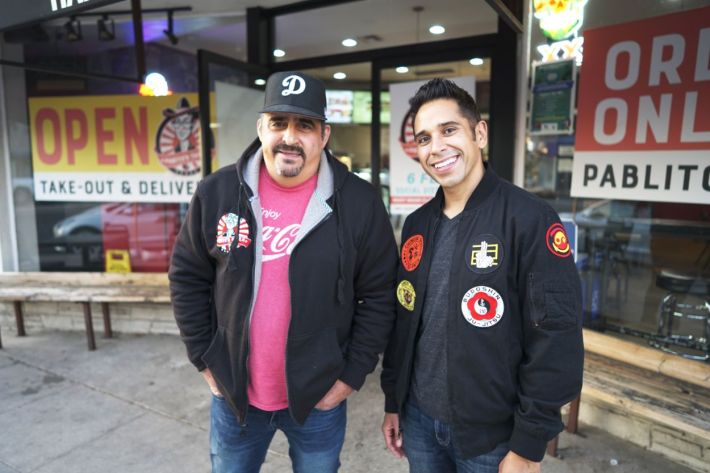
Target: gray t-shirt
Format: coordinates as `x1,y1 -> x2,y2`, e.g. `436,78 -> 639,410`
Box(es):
410,213 -> 460,422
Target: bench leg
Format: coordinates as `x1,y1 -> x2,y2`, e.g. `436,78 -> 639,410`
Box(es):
566,395 -> 581,434
546,436 -> 559,458
14,301 -> 26,336
82,302 -> 97,351
0,323 -> 3,348
101,303 -> 113,338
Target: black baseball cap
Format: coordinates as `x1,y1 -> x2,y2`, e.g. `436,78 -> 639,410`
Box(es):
259,71 -> 327,121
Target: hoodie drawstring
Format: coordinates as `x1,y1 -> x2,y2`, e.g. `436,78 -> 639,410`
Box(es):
228,174 -> 246,272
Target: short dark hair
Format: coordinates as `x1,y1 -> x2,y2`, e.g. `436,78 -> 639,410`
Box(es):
408,78 -> 482,129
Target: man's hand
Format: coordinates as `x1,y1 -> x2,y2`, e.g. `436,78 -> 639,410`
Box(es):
498,450 -> 540,473
382,413 -> 405,459
315,380 -> 354,411
201,368 -> 222,397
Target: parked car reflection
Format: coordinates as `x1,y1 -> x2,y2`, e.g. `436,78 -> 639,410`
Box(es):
44,203 -> 181,272
53,205 -> 102,238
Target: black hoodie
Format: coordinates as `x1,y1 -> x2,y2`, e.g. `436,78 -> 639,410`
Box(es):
170,138 -> 398,424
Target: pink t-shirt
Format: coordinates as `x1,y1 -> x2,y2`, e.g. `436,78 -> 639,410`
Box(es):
247,164 -> 317,411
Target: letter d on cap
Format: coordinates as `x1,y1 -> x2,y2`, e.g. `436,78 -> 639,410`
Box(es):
282,75 -> 306,96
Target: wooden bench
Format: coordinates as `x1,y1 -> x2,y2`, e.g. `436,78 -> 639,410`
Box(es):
0,272 -> 170,351
547,329 -> 710,469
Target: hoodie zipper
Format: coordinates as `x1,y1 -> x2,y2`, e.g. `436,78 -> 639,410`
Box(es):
241,190 -> 261,427
239,184 -> 256,426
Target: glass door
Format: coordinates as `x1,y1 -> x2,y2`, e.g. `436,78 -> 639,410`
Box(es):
197,50 -> 269,175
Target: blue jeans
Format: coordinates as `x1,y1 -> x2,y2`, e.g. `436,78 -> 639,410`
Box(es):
402,401 -> 509,473
209,395 -> 346,473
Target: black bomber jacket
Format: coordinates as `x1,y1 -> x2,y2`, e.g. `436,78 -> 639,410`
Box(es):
381,166 -> 584,462
170,138 -> 398,425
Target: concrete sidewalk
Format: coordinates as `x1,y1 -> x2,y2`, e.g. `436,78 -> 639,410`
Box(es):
0,331 -> 696,473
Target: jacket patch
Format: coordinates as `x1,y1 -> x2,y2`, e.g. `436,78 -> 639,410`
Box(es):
546,223 -> 571,258
401,234 -> 424,272
461,286 -> 504,328
397,280 -> 416,311
467,234 -> 503,274
216,213 -> 252,253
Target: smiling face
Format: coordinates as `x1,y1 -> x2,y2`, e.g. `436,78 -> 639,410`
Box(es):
413,98 -> 487,196
553,229 -> 569,252
257,113 -> 330,187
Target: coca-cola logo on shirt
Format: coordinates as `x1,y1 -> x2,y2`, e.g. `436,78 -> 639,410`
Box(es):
262,224 -> 300,262
261,208 -> 301,263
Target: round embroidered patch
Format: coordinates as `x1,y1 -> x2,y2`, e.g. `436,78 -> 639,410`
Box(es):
396,280 -> 416,311
216,213 -> 252,253
466,234 -> 503,274
460,286 -> 505,328
546,223 -> 571,258
401,234 -> 424,272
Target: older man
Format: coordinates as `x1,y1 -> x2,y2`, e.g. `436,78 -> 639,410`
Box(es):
170,71 -> 397,473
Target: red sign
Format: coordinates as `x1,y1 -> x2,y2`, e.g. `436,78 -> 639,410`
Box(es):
572,6 -> 710,204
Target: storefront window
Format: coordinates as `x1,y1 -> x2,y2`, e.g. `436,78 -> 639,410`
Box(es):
525,0 -> 710,360
2,1 -> 229,273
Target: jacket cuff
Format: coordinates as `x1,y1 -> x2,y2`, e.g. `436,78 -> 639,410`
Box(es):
384,395 -> 398,413
339,362 -> 368,391
509,427 -> 549,462
191,346 -> 209,372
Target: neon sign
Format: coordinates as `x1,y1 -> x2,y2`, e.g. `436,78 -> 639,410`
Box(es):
537,37 -> 584,65
533,0 -> 588,41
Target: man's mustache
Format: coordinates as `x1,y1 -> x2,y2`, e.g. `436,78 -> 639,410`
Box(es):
273,144 -> 305,158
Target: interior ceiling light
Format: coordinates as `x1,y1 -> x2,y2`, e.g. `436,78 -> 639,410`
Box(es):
395,66 -> 409,74
63,16 -> 82,42
97,15 -> 115,41
273,49 -> 286,57
469,57 -> 484,66
255,78 -> 266,86
342,38 -> 357,47
163,10 -> 178,45
429,24 -> 445,35
333,72 -> 347,80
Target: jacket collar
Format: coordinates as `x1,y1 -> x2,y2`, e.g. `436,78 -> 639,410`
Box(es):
463,162 -> 498,213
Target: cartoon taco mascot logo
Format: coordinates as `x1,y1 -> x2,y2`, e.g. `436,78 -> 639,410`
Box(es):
155,97 -> 203,176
